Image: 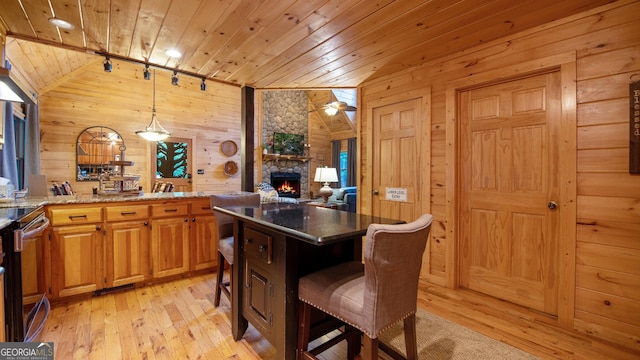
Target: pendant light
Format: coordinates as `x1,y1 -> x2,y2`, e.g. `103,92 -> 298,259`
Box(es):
136,69 -> 171,141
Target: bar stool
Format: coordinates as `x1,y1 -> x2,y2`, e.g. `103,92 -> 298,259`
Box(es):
210,193 -> 261,307
297,214 -> 433,360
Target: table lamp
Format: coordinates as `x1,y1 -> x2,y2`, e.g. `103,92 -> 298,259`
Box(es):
314,166 -> 339,203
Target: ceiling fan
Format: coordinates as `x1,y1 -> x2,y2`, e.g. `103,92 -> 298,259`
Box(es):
311,101 -> 357,115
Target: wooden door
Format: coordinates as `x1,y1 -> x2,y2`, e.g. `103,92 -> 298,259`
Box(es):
152,137 -> 192,192
459,71 -> 561,315
372,98 -> 422,222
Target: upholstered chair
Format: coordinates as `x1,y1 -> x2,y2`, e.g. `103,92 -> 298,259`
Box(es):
297,213 -> 433,360
210,193 -> 261,307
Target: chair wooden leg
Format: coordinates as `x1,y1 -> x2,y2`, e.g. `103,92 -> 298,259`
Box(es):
362,335 -> 378,360
297,301 -> 312,360
214,252 -> 225,307
404,314 -> 418,360
345,325 -> 357,360
227,263 -> 233,302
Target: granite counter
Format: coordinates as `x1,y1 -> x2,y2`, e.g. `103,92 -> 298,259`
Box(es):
0,191 -> 220,209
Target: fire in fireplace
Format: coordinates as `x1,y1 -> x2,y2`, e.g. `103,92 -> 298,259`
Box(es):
271,172 -> 301,198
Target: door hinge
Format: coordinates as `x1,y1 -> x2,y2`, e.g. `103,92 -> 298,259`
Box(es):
269,312 -> 273,326
48,287 -> 52,294
104,276 -> 107,284
269,282 -> 274,297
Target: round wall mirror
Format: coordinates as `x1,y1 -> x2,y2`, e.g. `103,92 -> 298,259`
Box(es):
76,126 -> 126,181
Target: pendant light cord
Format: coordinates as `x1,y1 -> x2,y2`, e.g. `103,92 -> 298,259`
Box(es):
152,69 -> 156,112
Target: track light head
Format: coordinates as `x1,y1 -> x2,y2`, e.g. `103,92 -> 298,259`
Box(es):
143,64 -> 151,80
171,71 -> 179,86
200,78 -> 207,91
103,56 -> 112,72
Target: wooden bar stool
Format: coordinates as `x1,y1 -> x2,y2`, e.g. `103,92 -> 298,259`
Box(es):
297,214 -> 433,360
210,193 -> 261,307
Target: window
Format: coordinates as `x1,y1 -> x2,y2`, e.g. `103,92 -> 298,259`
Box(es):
156,140 -> 189,178
13,115 -> 25,189
339,151 -> 348,188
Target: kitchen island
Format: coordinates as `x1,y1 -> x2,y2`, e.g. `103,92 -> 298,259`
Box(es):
213,202 -> 403,360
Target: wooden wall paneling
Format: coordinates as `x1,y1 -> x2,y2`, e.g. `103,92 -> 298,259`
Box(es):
577,264 -> 640,301
577,220 -> 640,249
577,148 -> 629,172
577,172 -> 640,197
360,1 -> 639,350
39,59 -> 242,195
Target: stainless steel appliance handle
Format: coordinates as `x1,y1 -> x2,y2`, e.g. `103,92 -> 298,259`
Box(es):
14,215 -> 50,252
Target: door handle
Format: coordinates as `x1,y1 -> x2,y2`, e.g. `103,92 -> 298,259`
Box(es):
547,201 -> 558,210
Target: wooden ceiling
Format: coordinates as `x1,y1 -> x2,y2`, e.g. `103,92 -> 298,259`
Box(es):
0,0 -> 612,91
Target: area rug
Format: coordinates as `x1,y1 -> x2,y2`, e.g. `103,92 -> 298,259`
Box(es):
377,309 -> 539,359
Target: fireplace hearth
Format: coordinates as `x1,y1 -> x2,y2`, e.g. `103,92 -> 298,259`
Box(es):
271,172 -> 301,198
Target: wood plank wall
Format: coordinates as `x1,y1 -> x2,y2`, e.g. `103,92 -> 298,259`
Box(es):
358,0 -> 639,351
38,59 -> 242,195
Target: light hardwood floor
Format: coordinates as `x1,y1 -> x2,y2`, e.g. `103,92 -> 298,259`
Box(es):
36,273 -> 639,359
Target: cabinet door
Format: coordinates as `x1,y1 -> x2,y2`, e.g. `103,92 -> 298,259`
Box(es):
243,259 -> 273,339
50,224 -> 103,298
21,233 -> 46,305
190,214 -> 217,271
151,217 -> 189,278
106,220 -> 150,287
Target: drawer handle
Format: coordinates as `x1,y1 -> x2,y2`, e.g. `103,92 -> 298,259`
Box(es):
201,206 -> 209,210
164,209 -> 178,213
69,215 -> 88,220
258,245 -> 266,252
120,211 -> 137,215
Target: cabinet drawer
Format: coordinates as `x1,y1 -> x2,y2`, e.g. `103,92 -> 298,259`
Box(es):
105,205 -> 149,221
190,200 -> 213,215
151,203 -> 189,218
243,227 -> 273,264
49,207 -> 103,225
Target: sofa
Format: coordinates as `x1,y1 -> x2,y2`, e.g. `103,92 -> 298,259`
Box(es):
327,186 -> 357,212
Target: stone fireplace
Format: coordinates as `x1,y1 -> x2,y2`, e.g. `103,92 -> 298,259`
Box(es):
271,172 -> 301,198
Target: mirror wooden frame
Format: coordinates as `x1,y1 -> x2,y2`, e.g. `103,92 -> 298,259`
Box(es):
76,126 -> 126,181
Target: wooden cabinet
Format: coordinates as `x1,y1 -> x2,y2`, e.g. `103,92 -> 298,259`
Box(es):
150,203 -> 189,278
48,206 -> 104,298
21,233 -> 46,305
242,227 -> 276,339
50,223 -> 103,298
105,205 -> 150,287
189,199 -> 218,271
44,197 -> 216,301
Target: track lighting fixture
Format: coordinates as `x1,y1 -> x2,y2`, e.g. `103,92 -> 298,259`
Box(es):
103,56 -> 112,72
171,71 -> 179,86
200,78 -> 207,91
143,64 -> 151,80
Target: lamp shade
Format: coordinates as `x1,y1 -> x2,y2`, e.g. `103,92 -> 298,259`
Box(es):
314,167 -> 338,183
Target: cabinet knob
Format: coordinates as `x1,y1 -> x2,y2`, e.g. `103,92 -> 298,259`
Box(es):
192,218 -> 196,222
184,218 -> 188,222
259,245 -> 266,252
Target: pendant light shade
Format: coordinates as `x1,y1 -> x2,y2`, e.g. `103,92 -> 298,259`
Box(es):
136,69 -> 171,141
